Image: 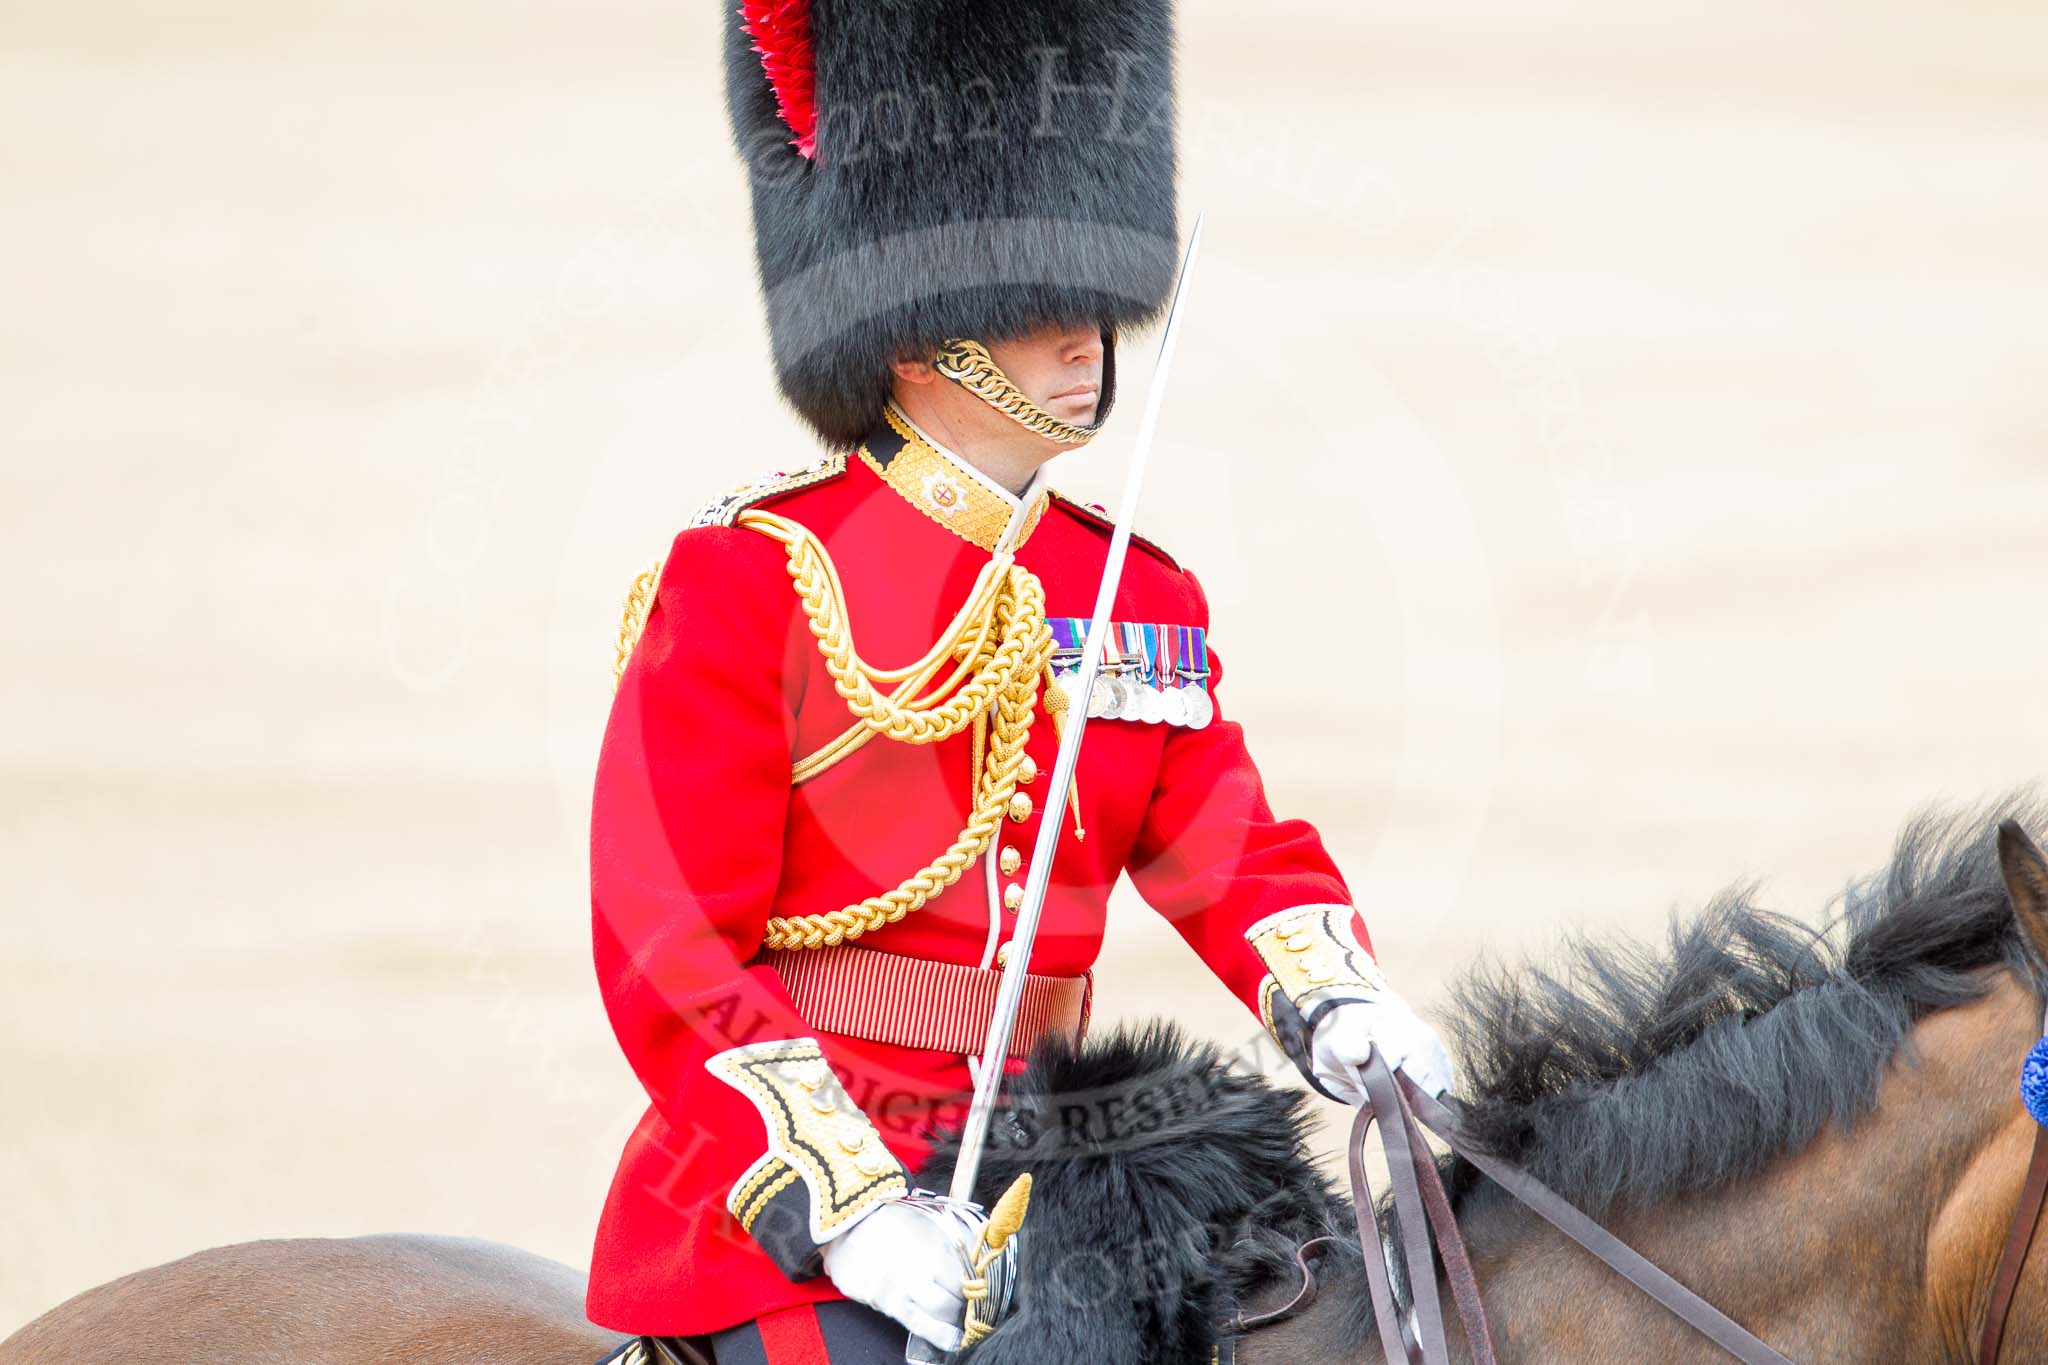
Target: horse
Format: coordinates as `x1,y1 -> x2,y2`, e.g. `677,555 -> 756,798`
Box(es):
5,800 -> 2045,1364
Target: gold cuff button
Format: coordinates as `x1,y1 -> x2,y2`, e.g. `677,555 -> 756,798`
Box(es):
1003,882 -> 1025,911
1007,792 -> 1034,823
998,845 -> 1022,876
1018,755 -> 1039,785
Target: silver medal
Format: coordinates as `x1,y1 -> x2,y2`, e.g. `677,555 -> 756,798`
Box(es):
1159,684 -> 1190,727
1112,674 -> 1144,720
1053,668 -> 1082,715
1181,685 -> 1213,730
1089,672 -> 1121,720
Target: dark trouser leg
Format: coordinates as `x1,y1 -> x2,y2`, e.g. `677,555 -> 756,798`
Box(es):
706,1302 -> 910,1364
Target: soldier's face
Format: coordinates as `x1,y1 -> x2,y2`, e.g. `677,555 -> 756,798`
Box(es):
986,323 -> 1103,427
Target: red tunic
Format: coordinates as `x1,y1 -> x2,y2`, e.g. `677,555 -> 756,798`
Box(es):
585,423 -> 1365,1335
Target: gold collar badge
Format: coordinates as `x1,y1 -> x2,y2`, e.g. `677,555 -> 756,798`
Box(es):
857,404 -> 1049,553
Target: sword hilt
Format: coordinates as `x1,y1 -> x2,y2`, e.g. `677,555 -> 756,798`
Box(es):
960,1174 -> 1032,1349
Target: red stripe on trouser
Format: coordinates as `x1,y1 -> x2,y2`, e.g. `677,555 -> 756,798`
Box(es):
756,1304 -> 831,1365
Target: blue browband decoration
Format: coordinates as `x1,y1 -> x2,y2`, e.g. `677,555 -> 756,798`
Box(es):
2024,1037 -> 2048,1128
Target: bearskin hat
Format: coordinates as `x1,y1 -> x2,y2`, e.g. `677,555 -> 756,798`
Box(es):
723,0 -> 1179,447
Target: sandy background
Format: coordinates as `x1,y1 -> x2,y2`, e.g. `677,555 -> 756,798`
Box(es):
5,0 -> 2046,1333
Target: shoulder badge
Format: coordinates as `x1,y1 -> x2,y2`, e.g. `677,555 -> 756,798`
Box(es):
690,454 -> 848,529
1046,489 -> 1182,572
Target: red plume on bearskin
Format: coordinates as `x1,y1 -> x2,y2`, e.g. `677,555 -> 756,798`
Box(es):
740,0 -> 817,159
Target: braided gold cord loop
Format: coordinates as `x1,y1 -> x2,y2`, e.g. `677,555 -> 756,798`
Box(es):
735,508 -> 1057,951
772,523 -> 1028,748
612,561 -> 664,691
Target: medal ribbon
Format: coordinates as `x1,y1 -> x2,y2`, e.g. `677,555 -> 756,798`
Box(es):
1124,622 -> 1156,712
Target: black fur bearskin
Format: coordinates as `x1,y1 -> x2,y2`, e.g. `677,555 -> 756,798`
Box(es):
915,1022 -> 1344,1364
723,0 -> 1178,448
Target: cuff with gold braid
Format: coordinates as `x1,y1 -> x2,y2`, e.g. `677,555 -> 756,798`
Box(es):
706,1038 -> 909,1281
1245,904 -> 1390,1103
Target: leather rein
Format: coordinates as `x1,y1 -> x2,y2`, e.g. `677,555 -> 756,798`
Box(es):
1302,1003 -> 2048,1365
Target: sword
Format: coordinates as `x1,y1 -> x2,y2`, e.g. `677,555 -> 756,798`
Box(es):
904,215 -> 1203,1363
956,214 -> 1206,1201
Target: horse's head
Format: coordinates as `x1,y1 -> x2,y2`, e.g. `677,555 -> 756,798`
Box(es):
1868,818 -> 2048,1364
1998,818 -> 2048,976
1358,803 -> 2048,1364
1974,820 -> 2048,1359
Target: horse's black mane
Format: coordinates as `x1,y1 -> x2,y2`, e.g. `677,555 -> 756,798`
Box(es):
913,800 -> 2040,1364
1445,796 -> 2046,1216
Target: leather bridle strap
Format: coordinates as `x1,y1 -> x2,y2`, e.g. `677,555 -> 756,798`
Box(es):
1348,999 -> 2048,1365
1349,1053 -> 1795,1365
1978,1002 -> 2048,1364
1350,1061 -> 1495,1364
1226,1236 -> 1336,1333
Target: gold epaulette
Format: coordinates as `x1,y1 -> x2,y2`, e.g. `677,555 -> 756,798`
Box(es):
689,455 -> 848,530
611,457 -> 850,688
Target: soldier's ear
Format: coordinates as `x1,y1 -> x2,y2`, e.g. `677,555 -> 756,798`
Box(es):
1998,819 -> 2048,970
888,350 -> 938,385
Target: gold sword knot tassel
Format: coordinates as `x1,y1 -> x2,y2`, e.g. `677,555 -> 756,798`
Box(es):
1040,678 -> 1084,842
960,1173 -> 1033,1349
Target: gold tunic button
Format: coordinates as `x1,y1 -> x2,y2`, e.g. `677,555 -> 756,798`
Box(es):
1008,792 -> 1033,823
999,845 -> 1022,876
995,943 -> 1010,967
1003,882 -> 1025,911
1018,755 -> 1039,785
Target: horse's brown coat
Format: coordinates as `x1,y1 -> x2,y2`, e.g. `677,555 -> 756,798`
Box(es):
0,1235 -> 622,1365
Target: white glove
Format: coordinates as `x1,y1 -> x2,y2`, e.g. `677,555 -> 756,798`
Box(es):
820,1196 -> 982,1350
1309,991 -> 1456,1105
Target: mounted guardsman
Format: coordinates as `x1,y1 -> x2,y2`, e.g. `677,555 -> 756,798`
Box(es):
585,1 -> 1454,1360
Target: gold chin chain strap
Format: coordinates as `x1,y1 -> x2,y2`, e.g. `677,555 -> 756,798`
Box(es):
933,339 -> 1101,447
736,508 -> 1081,951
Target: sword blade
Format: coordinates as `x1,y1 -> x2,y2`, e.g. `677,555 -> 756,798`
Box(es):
946,215 -> 1206,1205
